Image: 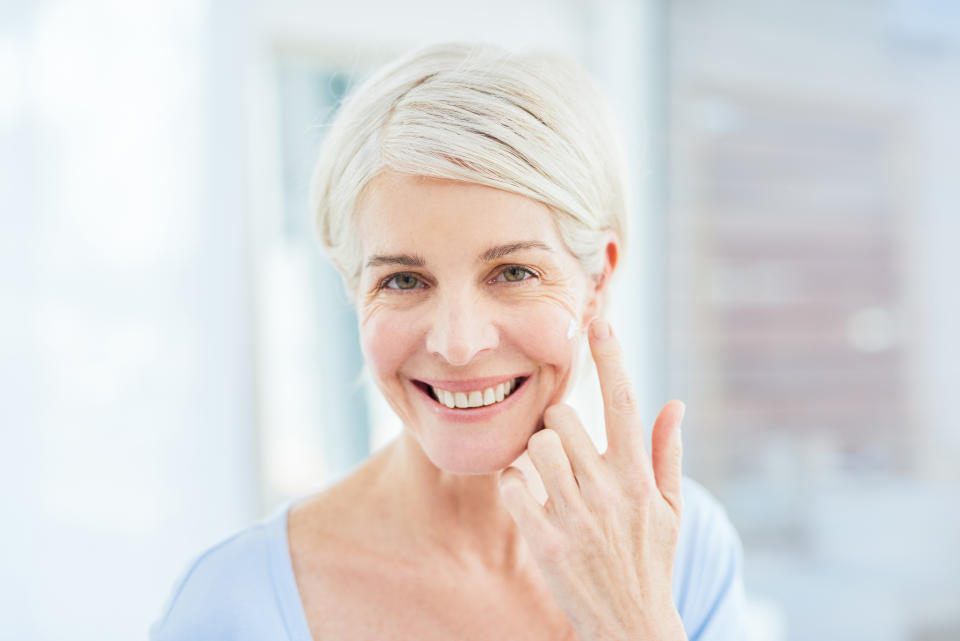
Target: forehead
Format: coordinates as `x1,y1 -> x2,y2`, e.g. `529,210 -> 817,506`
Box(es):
355,170 -> 566,257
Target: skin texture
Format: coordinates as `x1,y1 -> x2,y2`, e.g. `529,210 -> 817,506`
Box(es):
290,169 -> 686,641
356,169 -> 604,475
499,322 -> 687,640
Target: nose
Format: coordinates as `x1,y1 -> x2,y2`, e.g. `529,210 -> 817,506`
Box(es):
424,291 -> 499,366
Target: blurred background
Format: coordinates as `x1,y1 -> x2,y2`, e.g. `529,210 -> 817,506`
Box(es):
2,0 -> 958,639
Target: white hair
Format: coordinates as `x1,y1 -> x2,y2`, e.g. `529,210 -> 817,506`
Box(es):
309,41 -> 631,301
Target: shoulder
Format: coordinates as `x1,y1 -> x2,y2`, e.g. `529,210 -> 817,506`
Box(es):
678,476 -> 740,552
673,476 -> 749,641
149,515 -> 287,641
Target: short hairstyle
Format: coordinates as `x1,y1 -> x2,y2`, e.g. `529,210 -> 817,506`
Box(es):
309,41 -> 631,301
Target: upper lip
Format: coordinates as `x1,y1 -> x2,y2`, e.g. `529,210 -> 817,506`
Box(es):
414,374 -> 528,392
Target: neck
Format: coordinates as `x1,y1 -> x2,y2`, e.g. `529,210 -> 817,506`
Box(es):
372,429 -> 546,577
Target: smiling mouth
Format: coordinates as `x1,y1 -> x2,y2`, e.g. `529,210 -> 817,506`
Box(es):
413,376 -> 529,409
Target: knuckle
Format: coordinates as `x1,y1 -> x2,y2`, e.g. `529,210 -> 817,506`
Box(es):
590,483 -> 622,514
625,468 -> 654,497
598,340 -> 620,359
630,478 -> 654,502
610,380 -> 640,414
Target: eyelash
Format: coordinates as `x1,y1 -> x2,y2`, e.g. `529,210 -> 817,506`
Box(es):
377,265 -> 539,292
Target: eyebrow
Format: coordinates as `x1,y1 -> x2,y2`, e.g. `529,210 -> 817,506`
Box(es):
364,240 -> 554,269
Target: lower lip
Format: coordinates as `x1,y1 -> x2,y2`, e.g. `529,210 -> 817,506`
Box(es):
413,376 -> 531,423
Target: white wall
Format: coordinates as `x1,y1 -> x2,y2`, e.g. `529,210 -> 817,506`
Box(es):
1,1 -> 257,638
2,1 -> 662,639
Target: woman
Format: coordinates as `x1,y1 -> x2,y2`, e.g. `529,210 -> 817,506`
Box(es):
152,42 -> 747,640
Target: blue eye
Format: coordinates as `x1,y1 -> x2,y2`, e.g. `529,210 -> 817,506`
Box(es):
381,273 -> 423,290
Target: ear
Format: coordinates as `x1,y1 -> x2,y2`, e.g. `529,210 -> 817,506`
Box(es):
581,231 -> 620,326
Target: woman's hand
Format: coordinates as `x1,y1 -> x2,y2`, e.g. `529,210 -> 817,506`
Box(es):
498,318 -> 687,641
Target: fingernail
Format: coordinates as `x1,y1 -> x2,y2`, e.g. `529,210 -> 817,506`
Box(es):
591,318 -> 610,340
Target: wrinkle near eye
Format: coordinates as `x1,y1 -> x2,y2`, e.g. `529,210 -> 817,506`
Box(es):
360,299 -> 386,326
512,280 -> 581,312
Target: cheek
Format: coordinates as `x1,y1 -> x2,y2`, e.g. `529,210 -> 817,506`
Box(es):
501,300 -> 579,374
360,310 -> 415,382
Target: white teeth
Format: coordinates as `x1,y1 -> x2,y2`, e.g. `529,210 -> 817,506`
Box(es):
429,377 -> 521,409
483,388 -> 495,406
431,387 -> 456,408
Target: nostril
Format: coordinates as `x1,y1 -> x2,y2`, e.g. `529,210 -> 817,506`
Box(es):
424,318 -> 500,366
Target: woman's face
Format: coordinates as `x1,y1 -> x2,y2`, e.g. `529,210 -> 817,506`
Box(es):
355,169 -> 610,474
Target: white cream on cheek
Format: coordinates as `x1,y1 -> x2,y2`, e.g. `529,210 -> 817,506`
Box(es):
360,286 -> 584,407
352,171 -> 595,469
530,306 -> 583,405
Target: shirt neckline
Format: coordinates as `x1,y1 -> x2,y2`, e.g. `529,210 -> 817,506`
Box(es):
265,499 -> 315,641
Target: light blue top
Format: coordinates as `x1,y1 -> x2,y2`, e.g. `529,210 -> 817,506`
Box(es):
150,477 -> 747,640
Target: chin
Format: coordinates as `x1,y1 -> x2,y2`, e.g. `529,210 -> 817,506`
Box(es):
421,435 -> 530,475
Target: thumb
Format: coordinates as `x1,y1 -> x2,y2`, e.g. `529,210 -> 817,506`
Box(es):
651,400 -> 685,515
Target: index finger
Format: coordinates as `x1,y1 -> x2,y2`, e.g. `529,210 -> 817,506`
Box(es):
588,318 -> 650,470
